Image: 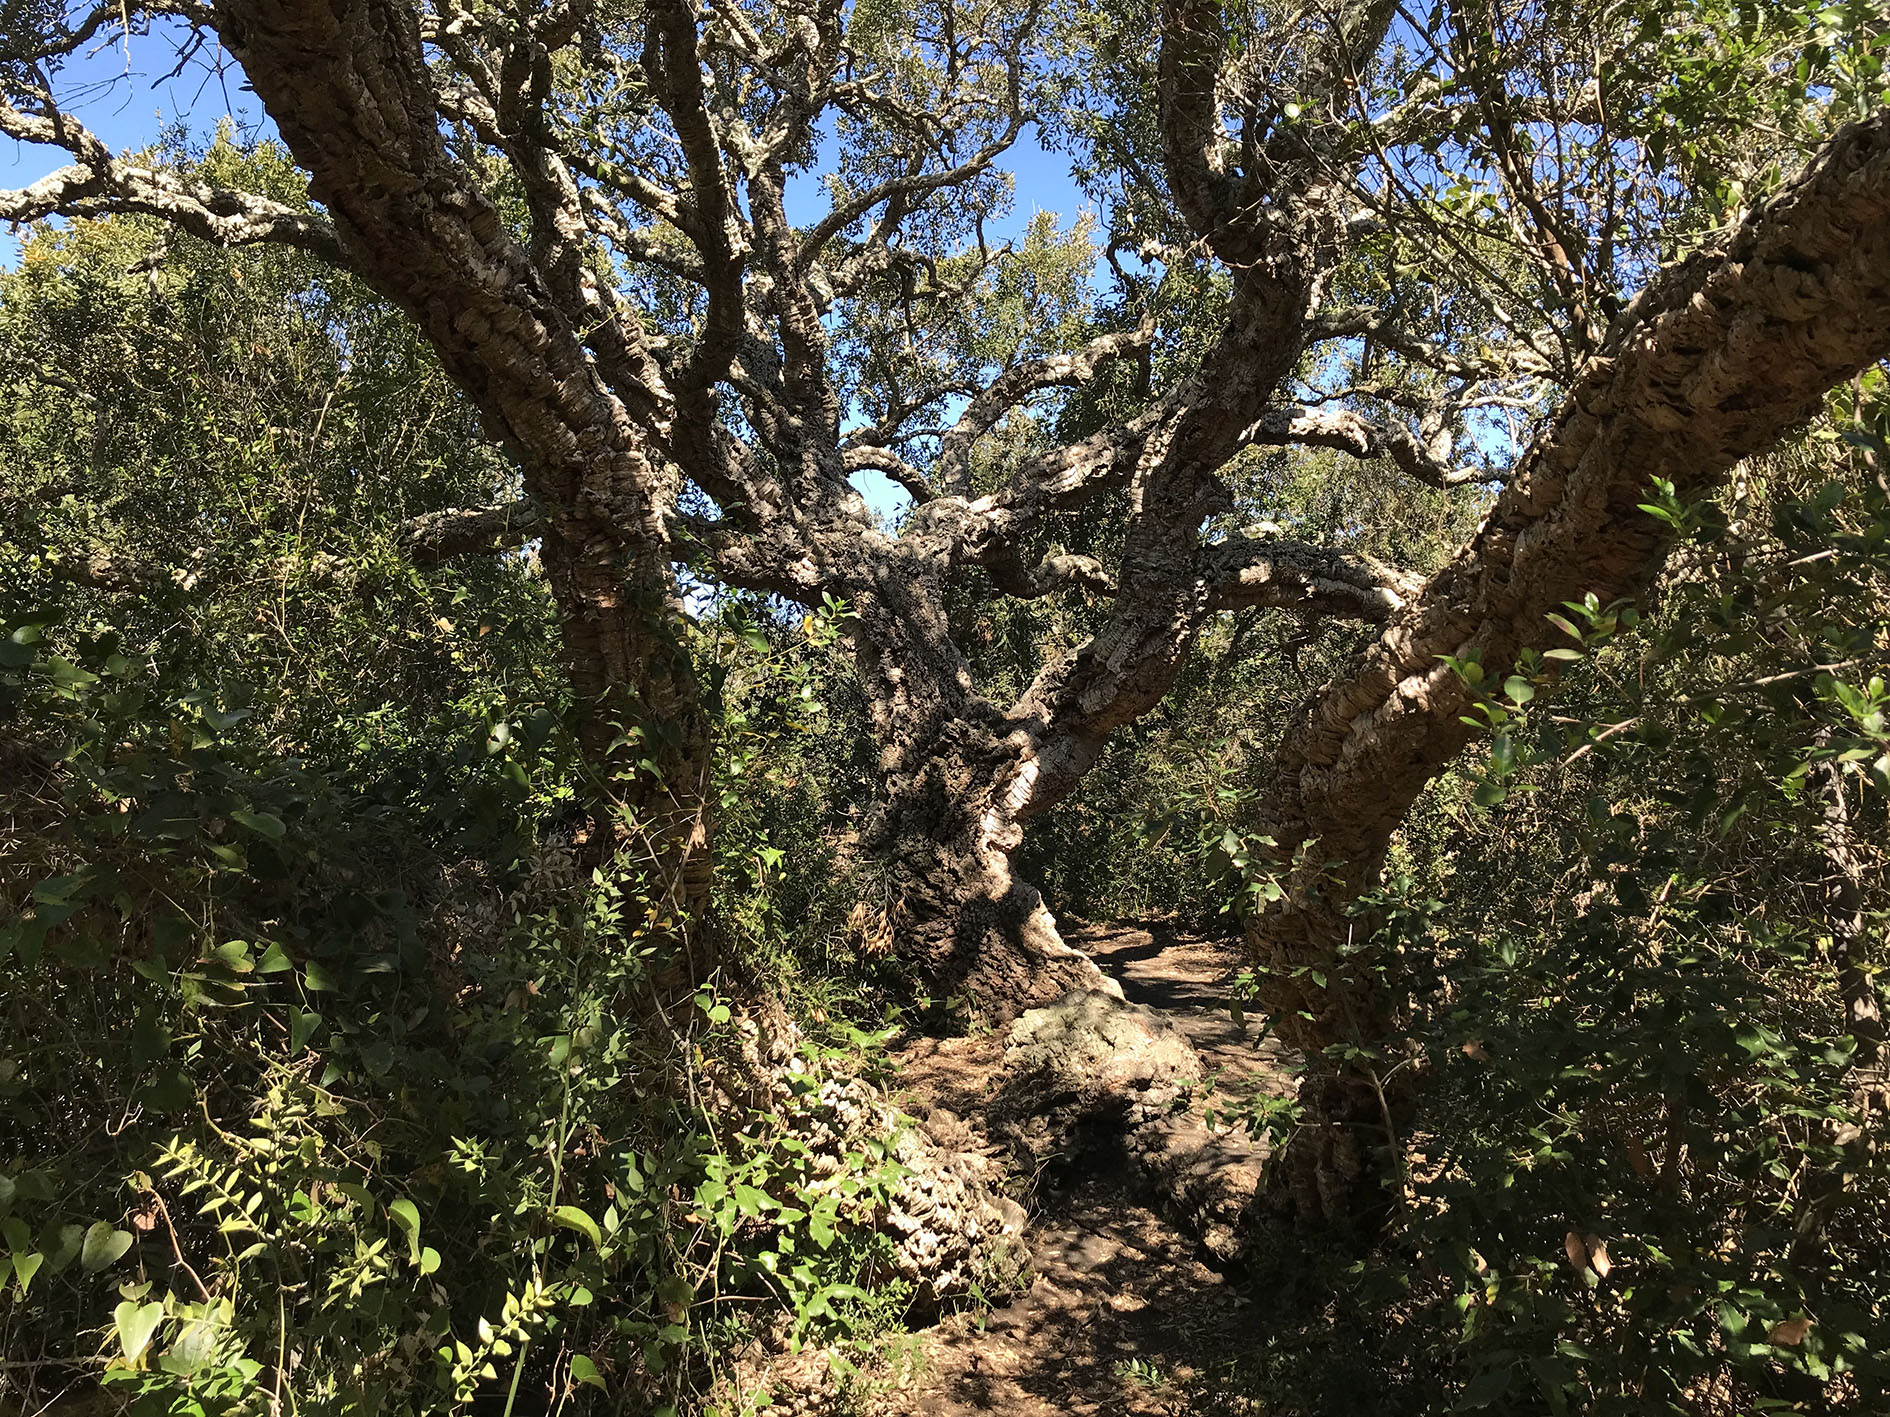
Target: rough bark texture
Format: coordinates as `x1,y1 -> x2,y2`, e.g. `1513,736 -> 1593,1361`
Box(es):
1,0 -> 1423,1012
1817,756 -> 1886,1071
12,5 -> 1886,1063
1249,109 -> 1890,1226
208,0 -> 711,904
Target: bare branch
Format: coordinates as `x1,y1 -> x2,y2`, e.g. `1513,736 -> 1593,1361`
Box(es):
844,445 -> 936,504
1201,533 -> 1419,620
796,116 -> 1027,272
1240,404 -> 1489,488
1305,306 -> 1543,380
0,97 -> 343,261
938,315 -> 1158,495
982,548 -> 1118,600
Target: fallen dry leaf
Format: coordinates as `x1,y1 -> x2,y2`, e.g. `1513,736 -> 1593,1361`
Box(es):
1769,1317 -> 1814,1346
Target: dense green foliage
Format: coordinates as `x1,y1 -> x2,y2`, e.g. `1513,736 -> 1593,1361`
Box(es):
1168,386 -> 1890,1416
0,207 -> 925,1416
3,4 -> 1889,1413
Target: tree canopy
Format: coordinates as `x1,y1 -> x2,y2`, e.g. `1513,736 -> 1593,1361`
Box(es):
1,0 -> 1887,1413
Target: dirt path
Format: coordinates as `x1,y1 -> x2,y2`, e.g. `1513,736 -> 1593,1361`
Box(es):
851,920 -> 1299,1417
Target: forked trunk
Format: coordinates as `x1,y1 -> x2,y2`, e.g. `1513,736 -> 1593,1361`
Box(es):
846,570 -> 1110,1018
870,725 -> 1111,1020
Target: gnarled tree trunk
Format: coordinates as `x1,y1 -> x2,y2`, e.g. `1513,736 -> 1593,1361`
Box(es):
209,0 -> 713,912
1250,107 -> 1890,1228
870,729 -> 1111,1018
848,562 -> 1110,1017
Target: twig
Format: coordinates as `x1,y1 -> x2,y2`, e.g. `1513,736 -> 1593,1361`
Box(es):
145,1188 -> 213,1302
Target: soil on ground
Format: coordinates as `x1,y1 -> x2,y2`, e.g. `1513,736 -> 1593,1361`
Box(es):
839,919 -> 1301,1417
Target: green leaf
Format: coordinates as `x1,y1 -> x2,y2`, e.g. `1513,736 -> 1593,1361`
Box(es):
733,1183 -> 775,1217
162,1314 -> 219,1375
135,1066 -> 194,1113
388,1199 -> 421,1264
81,1222 -> 134,1272
289,1008 -> 322,1054
11,1249 -> 43,1295
551,1204 -> 603,1249
33,872 -> 89,905
570,1355 -> 607,1391
256,942 -> 293,973
1458,1365 -> 1514,1408
47,656 -> 99,688
808,1198 -> 839,1251
113,1299 -> 167,1365
40,1222 -> 84,1273
419,1246 -> 441,1276
228,807 -> 286,839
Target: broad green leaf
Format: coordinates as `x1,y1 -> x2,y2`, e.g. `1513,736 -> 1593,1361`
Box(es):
289,1008 -> 322,1054
551,1205 -> 603,1249
81,1221 -> 134,1272
11,1250 -> 43,1294
228,807 -> 286,840
388,1199 -> 421,1264
40,1222 -> 84,1272
571,1355 -> 606,1391
161,1315 -> 219,1374
113,1300 -> 167,1364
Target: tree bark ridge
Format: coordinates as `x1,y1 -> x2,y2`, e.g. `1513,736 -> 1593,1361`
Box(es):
1250,108 -> 1890,1226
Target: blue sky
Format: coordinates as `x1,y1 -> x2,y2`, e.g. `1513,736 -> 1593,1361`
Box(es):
2,22 -> 1091,262
1,21 -> 1094,522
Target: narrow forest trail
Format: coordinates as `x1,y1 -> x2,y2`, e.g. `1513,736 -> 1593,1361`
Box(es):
825,922 -> 1302,1417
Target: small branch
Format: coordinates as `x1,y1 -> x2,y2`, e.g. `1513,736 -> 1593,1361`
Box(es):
398,501 -> 539,565
0,95 -> 344,262
982,548 -> 1118,599
843,445 -> 935,504
938,315 -> 1158,495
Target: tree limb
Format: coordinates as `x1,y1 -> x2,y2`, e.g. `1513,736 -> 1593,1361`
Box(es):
398,500 -> 540,565
1202,533 -> 1419,620
937,316 -> 1158,495
1240,404 -> 1488,488
1251,105 -> 1890,1061
0,96 -> 344,261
